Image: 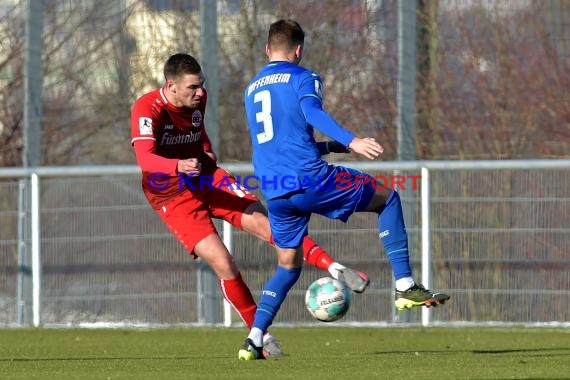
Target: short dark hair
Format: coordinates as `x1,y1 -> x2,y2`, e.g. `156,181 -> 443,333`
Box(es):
163,53 -> 202,80
267,19 -> 305,51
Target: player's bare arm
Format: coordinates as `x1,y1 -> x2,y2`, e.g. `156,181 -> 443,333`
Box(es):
177,158 -> 202,175
348,137 -> 384,159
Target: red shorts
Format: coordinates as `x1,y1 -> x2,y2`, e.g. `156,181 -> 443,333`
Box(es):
156,167 -> 259,258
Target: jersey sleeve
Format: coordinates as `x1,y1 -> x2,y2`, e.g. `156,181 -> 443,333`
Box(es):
297,71 -> 356,147
297,70 -> 324,103
133,139 -> 179,175
131,96 -> 157,145
316,141 -> 329,155
131,95 -> 178,175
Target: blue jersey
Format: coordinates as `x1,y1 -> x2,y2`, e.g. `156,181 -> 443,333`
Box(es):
244,61 -> 355,200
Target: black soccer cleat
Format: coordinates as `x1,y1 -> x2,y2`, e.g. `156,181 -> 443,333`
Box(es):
395,283 -> 450,310
238,338 -> 266,360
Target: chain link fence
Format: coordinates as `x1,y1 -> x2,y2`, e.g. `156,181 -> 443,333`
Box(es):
1,160 -> 568,327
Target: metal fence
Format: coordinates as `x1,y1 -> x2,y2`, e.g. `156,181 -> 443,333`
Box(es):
1,160 -> 569,328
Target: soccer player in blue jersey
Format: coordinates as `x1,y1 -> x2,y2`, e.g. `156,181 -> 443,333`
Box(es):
238,19 -> 450,360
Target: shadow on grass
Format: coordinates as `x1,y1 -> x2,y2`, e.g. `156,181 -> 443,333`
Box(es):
0,356 -> 212,362
471,348 -> 569,354
369,347 -> 570,355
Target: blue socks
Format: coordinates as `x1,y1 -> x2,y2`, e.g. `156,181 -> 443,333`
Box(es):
378,191 -> 412,280
252,266 -> 302,334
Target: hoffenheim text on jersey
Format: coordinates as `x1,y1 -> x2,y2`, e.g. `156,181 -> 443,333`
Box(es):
246,73 -> 292,96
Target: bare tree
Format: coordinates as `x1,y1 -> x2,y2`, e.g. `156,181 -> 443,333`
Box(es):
0,0 -> 139,166
2,0 -> 567,167
417,1 -> 570,159
215,0 -> 397,161
0,2 -> 25,166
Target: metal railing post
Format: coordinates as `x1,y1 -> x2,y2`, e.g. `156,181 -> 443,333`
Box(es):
17,179 -> 32,326
421,167 -> 432,326
222,221 -> 233,327
30,173 -> 41,327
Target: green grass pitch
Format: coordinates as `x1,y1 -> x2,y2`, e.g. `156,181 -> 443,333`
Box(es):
0,327 -> 568,379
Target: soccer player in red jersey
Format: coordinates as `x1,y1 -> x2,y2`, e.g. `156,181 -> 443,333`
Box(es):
131,53 -> 369,357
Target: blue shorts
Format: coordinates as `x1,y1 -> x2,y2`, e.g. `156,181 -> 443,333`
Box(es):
267,165 -> 376,248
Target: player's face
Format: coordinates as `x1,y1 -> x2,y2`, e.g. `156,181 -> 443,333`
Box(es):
168,73 -> 205,108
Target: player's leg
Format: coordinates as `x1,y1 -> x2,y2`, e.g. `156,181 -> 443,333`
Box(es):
298,165 -> 448,310
156,193 -> 258,328
210,167 -> 369,292
195,233 -> 283,358
193,233 -> 259,326
357,177 -> 450,310
239,197 -> 305,361
240,202 -> 369,293
301,235 -> 369,293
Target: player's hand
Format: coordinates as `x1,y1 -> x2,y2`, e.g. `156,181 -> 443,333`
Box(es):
177,158 -> 202,176
348,137 -> 384,159
326,141 -> 350,154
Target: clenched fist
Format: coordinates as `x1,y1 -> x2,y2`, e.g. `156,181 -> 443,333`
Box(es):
177,158 -> 202,176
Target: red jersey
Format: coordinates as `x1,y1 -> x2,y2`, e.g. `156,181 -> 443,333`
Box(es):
131,87 -> 216,209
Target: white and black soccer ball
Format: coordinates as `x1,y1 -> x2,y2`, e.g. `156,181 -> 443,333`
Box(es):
305,277 -> 351,322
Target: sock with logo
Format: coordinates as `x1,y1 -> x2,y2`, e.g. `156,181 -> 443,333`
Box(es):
378,190 -> 413,281
251,266 -> 302,345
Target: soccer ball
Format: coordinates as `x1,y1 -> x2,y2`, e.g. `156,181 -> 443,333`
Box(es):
305,277 -> 351,322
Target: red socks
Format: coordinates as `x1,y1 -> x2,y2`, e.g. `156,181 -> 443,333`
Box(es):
219,273 -> 256,328
220,238 -> 334,328
302,236 -> 334,271
268,234 -> 333,272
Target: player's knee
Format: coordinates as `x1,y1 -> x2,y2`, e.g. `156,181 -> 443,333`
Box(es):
368,189 -> 394,213
241,210 -> 272,241
244,201 -> 268,216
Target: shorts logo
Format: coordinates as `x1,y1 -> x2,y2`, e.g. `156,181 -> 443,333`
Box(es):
139,117 -> 153,135
192,110 -> 202,127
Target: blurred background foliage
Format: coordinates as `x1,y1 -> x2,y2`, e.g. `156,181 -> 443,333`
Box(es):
0,0 -> 568,167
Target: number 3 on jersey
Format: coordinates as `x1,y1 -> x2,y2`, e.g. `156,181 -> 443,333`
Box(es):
254,90 -> 274,144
